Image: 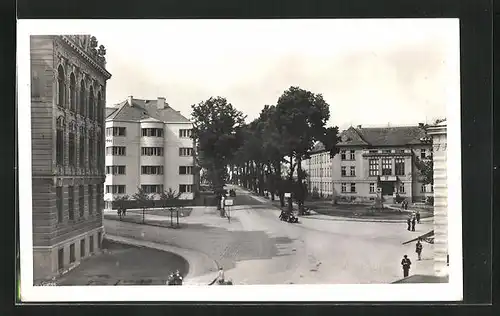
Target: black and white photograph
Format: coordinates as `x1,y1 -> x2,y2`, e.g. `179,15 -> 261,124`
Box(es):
17,18 -> 462,302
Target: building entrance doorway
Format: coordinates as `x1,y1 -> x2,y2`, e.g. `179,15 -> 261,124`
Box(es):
379,182 -> 394,196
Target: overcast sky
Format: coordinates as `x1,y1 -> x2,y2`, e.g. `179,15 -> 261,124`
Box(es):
73,19 -> 458,130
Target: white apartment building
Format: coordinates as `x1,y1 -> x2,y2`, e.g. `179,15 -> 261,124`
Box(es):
304,142 -> 334,198
104,96 -> 195,209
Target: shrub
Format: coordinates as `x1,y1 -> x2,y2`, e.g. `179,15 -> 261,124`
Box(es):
394,193 -> 405,204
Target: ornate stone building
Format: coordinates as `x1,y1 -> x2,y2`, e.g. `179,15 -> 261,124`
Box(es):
30,35 -> 112,281
428,119 -> 448,277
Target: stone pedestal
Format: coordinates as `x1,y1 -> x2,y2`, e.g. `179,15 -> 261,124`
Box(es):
428,121 -> 448,277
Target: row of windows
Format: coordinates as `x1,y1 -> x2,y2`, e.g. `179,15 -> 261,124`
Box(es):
142,128 -> 164,137
311,182 -> 333,193
368,158 -> 406,176
310,167 -> 331,178
58,232 -> 101,271
56,65 -> 103,123
56,129 -> 102,169
339,183 -> 432,194
106,165 -> 194,175
106,184 -> 194,194
141,166 -> 164,175
311,153 -> 331,165
340,150 -> 356,161
105,127 -> 193,138
56,184 -> 103,223
105,146 -> 194,157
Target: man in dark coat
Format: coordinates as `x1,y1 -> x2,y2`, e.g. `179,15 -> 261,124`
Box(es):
401,255 -> 412,278
416,239 -> 423,260
407,216 -> 411,231
411,216 -> 416,231
416,210 -> 421,224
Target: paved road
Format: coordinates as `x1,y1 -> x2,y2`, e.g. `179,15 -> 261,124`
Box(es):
104,185 -> 434,284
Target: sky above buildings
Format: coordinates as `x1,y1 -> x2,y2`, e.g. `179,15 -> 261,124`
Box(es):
37,19 -> 461,130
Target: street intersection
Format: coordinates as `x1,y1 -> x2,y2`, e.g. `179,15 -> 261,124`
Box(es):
100,184 -> 434,285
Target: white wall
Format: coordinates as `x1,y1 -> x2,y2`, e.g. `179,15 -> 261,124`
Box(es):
164,122 -> 194,200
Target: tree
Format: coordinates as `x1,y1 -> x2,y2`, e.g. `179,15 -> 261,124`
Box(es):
133,187 -> 152,224
159,188 -> 183,227
191,97 -> 246,210
274,86 -> 339,214
415,155 -> 434,185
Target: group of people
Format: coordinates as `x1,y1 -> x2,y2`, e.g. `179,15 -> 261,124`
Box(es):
406,210 -> 421,231
401,239 -> 424,278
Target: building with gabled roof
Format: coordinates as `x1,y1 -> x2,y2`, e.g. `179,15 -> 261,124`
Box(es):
104,96 -> 197,208
304,124 -> 434,203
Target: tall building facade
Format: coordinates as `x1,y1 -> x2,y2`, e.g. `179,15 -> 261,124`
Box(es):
428,119 -> 448,277
104,96 -> 196,207
30,35 -> 112,281
331,125 -> 433,203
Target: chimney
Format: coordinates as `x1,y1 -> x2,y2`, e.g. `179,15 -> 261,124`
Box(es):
128,96 -> 133,106
157,97 -> 166,110
357,125 -> 362,129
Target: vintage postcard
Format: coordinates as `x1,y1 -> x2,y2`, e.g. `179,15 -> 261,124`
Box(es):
17,18 -> 462,302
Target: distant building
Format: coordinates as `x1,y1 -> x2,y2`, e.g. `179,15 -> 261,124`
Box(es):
332,125 -> 433,203
304,142 -> 333,198
30,35 -> 111,281
104,96 -> 197,208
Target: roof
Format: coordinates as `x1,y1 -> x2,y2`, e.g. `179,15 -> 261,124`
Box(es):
338,126 -> 428,147
106,98 -> 191,123
105,107 -> 118,118
310,141 -> 326,153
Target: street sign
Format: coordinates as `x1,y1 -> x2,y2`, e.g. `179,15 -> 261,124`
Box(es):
284,193 -> 291,198
225,199 -> 234,206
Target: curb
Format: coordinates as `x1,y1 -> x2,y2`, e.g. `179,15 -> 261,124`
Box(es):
104,234 -> 219,286
241,189 -> 434,224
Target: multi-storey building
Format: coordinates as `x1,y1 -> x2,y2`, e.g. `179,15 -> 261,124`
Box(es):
332,125 -> 433,203
104,96 -> 196,208
30,35 -> 111,281
304,142 -> 333,198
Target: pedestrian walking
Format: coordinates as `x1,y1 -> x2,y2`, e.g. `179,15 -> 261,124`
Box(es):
401,255 -> 412,278
404,200 -> 409,210
411,216 -> 416,231
217,267 -> 225,285
407,216 -> 411,231
416,239 -> 423,260
416,210 -> 421,224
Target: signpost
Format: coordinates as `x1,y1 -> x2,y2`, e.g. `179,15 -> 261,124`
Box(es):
225,199 -> 234,223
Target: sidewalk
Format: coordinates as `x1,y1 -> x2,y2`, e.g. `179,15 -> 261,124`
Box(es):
105,235 -> 219,285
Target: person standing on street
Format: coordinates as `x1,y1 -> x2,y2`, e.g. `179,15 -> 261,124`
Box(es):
416,239 -> 423,260
407,216 -> 411,231
401,255 -> 412,278
217,267 -> 225,285
411,216 -> 416,231
416,210 -> 421,224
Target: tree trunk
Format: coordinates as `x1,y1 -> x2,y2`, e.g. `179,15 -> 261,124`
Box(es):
297,156 -> 305,215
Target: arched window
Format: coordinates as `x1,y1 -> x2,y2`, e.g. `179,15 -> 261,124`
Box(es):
79,126 -> 86,169
97,91 -> 102,123
68,121 -> 76,167
56,116 -> 65,166
79,80 -> 85,116
69,73 -> 76,112
57,65 -> 65,107
88,86 -> 94,121
88,128 -> 94,170
96,130 -> 102,172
